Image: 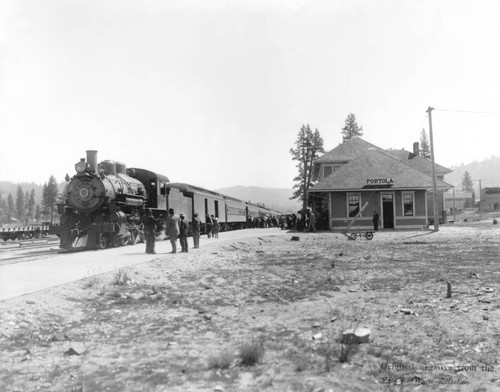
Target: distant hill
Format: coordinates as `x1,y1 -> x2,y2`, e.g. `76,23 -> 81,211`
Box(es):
445,156 -> 500,194
214,186 -> 301,213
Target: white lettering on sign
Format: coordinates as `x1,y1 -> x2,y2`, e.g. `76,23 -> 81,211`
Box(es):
366,178 -> 394,185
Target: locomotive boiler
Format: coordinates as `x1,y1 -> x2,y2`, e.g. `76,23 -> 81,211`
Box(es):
51,150 -> 149,250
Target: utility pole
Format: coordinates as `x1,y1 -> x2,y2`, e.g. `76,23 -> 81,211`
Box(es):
302,136 -> 309,211
479,179 -> 482,221
452,186 -> 456,222
427,106 -> 439,232
472,179 -> 485,220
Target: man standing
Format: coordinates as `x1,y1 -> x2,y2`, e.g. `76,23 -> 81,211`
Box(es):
372,210 -> 380,231
307,209 -> 316,233
212,215 -> 219,239
179,213 -> 189,253
205,214 -> 213,238
192,212 -> 201,248
141,209 -> 157,254
165,208 -> 180,253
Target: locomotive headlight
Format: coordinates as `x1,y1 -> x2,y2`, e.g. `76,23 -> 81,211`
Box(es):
75,161 -> 87,173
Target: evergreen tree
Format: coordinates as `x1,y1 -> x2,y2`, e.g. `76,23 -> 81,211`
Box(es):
7,193 -> 15,222
420,129 -> 431,159
341,113 -> 363,141
290,124 -> 325,209
35,204 -> 41,222
461,171 -> 474,192
16,185 -> 25,222
26,189 -> 36,225
42,176 -> 59,223
24,190 -> 30,224
0,195 -> 6,226
41,183 -> 49,220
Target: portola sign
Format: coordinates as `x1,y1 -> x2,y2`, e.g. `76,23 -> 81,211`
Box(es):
366,178 -> 394,185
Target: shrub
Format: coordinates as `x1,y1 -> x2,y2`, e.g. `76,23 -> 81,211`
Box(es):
238,338 -> 265,366
207,349 -> 234,369
113,268 -> 129,286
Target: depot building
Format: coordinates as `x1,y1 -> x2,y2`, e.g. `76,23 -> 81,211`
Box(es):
307,137 -> 452,230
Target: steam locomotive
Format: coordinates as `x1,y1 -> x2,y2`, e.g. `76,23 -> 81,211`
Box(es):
49,150 -> 281,250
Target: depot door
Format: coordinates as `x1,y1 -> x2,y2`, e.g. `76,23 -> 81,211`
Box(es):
382,193 -> 394,229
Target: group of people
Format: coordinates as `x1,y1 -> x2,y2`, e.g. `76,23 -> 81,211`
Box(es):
140,208 -> 214,255
277,208 -> 317,232
205,214 -> 220,239
141,205 -> 349,255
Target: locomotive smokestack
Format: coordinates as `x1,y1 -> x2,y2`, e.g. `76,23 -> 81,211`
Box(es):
86,150 -> 98,173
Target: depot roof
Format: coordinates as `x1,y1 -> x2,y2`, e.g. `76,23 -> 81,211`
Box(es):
386,149 -> 452,176
309,148 -> 452,192
314,137 -> 383,163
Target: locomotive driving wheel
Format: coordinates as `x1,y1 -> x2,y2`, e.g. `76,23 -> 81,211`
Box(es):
119,235 -> 128,247
97,233 -> 107,249
128,230 -> 137,245
111,235 -> 121,248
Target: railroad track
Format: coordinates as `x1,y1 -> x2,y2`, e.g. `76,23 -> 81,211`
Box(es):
0,237 -> 62,265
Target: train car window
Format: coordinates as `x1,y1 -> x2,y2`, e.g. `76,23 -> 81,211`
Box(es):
215,200 -> 219,218
160,182 -> 168,195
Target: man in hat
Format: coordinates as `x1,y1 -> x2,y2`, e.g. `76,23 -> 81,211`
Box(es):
141,209 -> 158,254
307,208 -> 316,233
372,210 -> 380,231
192,212 -> 201,248
165,208 -> 180,253
179,213 -> 189,253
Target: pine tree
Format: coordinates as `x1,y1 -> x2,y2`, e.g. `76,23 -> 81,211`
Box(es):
26,189 -> 36,225
41,184 -> 49,221
461,171 -> 474,192
35,204 -> 41,222
16,185 -> 25,223
7,193 -> 15,222
0,195 -> 6,225
290,124 -> 325,209
43,176 -> 59,223
420,129 -> 431,159
341,113 -> 363,141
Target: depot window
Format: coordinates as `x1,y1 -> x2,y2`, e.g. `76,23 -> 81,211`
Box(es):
403,192 -> 414,216
347,194 -> 361,217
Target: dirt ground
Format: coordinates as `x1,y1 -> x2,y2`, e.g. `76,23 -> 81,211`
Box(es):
1,223 -> 500,392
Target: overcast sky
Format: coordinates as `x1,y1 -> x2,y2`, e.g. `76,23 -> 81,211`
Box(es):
1,0 -> 499,189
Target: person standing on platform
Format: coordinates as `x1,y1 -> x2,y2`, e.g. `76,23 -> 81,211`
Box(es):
142,209 -> 158,254
307,208 -> 316,233
192,212 -> 201,248
165,208 -> 180,253
205,214 -> 213,238
179,213 -> 189,253
212,215 -> 219,239
372,210 -> 380,231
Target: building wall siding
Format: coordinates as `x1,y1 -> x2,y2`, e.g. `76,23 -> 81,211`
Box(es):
331,193 -> 347,217
396,217 -> 427,226
326,189 -> 429,230
415,190 -> 427,216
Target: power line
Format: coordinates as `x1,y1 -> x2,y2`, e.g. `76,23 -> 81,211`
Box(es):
434,108 -> 500,115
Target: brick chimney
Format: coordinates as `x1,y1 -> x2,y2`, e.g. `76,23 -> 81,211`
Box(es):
413,142 -> 419,156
